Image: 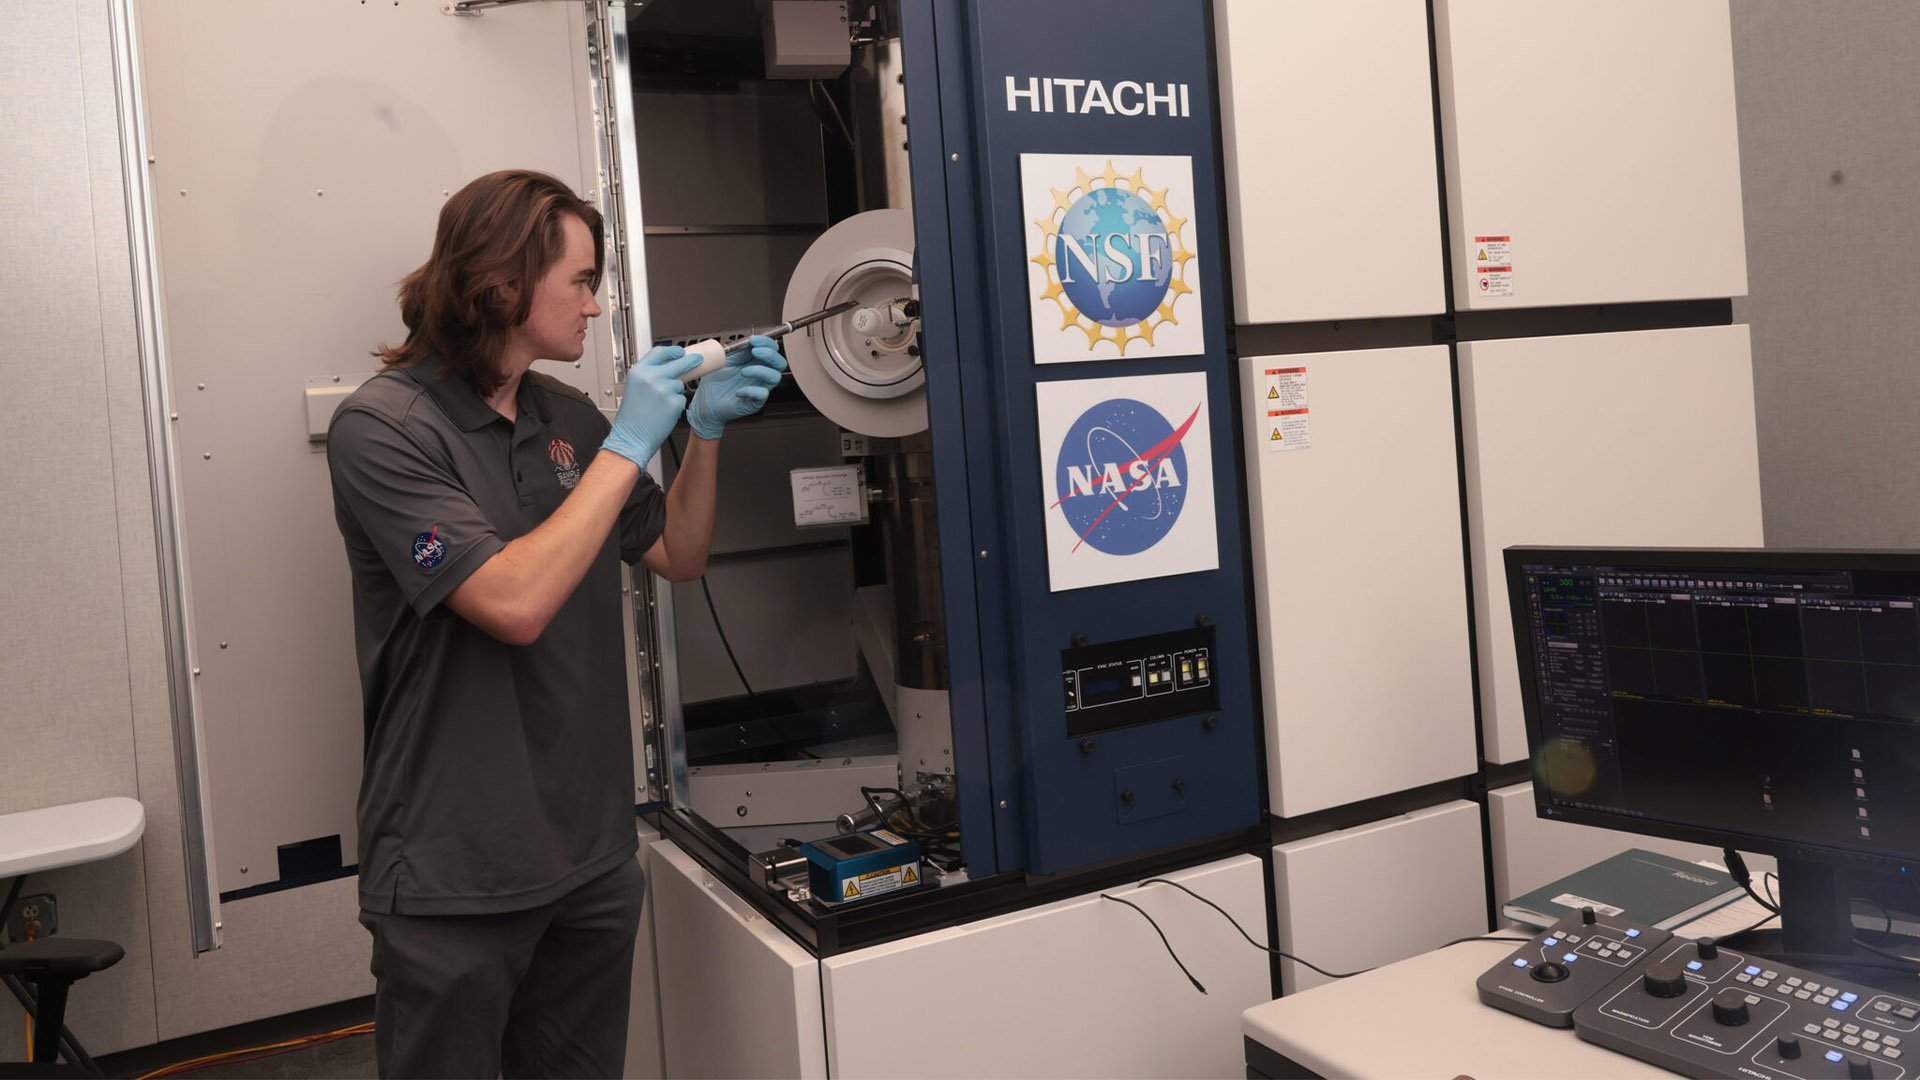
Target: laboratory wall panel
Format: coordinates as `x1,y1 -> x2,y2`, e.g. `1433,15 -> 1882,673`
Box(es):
1272,801 -> 1488,994
1240,349 -> 1475,818
650,840 -> 827,1080
1433,0 -> 1748,309
670,546 -> 858,704
821,855 -> 1268,1079
1214,0 -> 1445,323
1487,782 -> 1776,921
1459,325 -> 1764,765
137,0 -> 611,896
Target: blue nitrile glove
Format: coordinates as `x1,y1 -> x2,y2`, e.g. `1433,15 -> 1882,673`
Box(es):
602,345 -> 703,467
687,334 -> 787,441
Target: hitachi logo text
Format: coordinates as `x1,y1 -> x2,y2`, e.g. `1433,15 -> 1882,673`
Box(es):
1005,76 -> 1191,117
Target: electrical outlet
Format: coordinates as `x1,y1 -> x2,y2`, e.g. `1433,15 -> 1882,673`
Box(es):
6,894 -> 56,942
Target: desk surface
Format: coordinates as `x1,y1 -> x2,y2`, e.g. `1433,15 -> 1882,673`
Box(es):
0,797 -> 145,878
1243,941 -> 1673,1079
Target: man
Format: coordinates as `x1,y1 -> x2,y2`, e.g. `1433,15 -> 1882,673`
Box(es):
327,169 -> 782,1077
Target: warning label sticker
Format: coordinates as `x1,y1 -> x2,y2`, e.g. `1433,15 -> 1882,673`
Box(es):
1473,235 -> 1513,298
838,862 -> 919,902
1261,367 -> 1310,452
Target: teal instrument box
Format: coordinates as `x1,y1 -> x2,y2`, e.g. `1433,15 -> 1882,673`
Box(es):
799,829 -> 923,904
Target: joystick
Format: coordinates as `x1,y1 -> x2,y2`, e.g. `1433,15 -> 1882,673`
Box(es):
1531,961 -> 1570,984
1695,937 -> 1718,960
1775,1035 -> 1801,1060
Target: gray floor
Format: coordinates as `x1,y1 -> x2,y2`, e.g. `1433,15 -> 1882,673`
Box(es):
133,1033 -> 376,1079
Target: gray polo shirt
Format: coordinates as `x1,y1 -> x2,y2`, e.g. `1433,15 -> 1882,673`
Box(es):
327,360 -> 664,916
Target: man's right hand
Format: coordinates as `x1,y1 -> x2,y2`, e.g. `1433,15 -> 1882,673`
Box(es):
602,345 -> 703,468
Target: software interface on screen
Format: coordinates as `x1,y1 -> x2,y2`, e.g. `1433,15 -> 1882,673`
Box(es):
1518,561 -> 1920,863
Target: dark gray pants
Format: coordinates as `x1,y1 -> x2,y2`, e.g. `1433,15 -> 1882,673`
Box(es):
359,857 -> 646,1079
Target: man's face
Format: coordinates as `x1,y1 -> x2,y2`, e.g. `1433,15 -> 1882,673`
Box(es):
512,212 -> 602,364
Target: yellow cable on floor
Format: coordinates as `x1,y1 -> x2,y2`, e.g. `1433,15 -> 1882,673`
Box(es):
133,1021 -> 374,1080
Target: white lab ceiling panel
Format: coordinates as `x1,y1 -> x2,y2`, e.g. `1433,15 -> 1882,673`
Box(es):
1460,325 -> 1763,765
1433,0 -> 1747,308
1487,782 -> 1776,917
1215,0 -> 1445,323
1273,802 -> 1487,993
650,841 -> 826,1079
823,855 -> 1268,1079
1241,349 -> 1475,817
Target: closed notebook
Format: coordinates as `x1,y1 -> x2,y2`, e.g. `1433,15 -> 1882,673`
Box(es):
1502,848 -> 1746,930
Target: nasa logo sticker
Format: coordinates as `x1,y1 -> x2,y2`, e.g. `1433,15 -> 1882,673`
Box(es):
1021,153 -> 1206,365
549,439 -> 581,489
1053,398 -> 1196,557
412,527 -> 447,571
1036,372 -> 1218,592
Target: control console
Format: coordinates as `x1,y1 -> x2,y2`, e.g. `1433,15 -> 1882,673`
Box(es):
1575,933 -> 1918,1079
1476,906 -> 1920,1078
1477,906 -> 1672,1027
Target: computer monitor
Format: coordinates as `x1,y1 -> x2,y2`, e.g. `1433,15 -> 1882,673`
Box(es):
1505,546 -> 1920,957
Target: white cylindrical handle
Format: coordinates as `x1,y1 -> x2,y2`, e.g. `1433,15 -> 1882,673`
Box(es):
684,339 -> 729,383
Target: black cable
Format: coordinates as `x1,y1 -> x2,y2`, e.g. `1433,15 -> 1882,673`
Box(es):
1100,893 -> 1206,994
663,436 -> 755,697
1855,896 -> 1896,943
1724,847 -> 1779,914
1137,878 -> 1375,980
1441,934 -> 1536,949
0,876 -> 22,945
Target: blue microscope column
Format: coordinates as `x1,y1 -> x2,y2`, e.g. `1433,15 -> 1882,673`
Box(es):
904,0 -> 1261,877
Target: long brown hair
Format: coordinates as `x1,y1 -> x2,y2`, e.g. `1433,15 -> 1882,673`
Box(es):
375,170 -> 604,397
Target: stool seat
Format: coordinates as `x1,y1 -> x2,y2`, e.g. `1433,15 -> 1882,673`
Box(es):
0,938 -> 124,981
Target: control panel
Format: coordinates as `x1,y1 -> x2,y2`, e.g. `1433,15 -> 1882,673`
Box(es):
1576,934 -> 1917,1079
1062,627 -> 1216,738
1478,907 -> 1920,1078
1478,906 -> 1673,1027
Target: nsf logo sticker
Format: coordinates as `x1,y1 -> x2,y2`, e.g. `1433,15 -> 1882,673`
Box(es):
1037,372 -> 1218,592
411,528 -> 447,571
1022,153 -> 1205,365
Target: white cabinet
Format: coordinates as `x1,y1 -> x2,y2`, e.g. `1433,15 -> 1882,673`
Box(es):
1214,0 -> 1445,323
1240,349 -> 1476,816
1433,0 -> 1747,308
624,823 -> 665,1080
649,840 -> 827,1079
1459,325 -> 1764,764
822,855 -> 1268,1079
1272,801 -> 1488,993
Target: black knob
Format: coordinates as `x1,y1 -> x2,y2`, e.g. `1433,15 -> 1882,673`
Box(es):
1121,789 -> 1135,804
1530,961 -> 1570,983
1072,634 -> 1089,647
1581,906 -> 1597,925
1776,1035 -> 1801,1060
1171,778 -> 1185,793
1712,987 -> 1750,1026
1081,739 -> 1096,755
1849,1056 -> 1874,1079
1642,962 -> 1689,998
1196,614 -> 1213,628
1697,937 -> 1719,960
1201,716 -> 1218,731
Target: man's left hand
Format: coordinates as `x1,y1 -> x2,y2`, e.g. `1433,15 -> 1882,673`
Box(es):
687,334 -> 786,440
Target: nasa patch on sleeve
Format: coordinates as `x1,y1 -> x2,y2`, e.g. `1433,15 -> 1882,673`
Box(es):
1035,371 -> 1218,592
411,528 -> 447,571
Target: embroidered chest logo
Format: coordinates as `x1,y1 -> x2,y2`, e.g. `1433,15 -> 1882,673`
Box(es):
549,439 -> 582,489
411,526 -> 447,571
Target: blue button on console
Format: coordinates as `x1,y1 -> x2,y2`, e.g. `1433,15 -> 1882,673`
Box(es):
1833,1001 -> 1851,1011
1514,958 -> 1529,968
1543,937 -> 1560,946
1688,961 -> 1705,971
1625,928 -> 1641,938
1828,1051 -> 1846,1063
1844,993 -> 1860,1003
1564,953 -> 1580,964
1746,966 -> 1763,976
